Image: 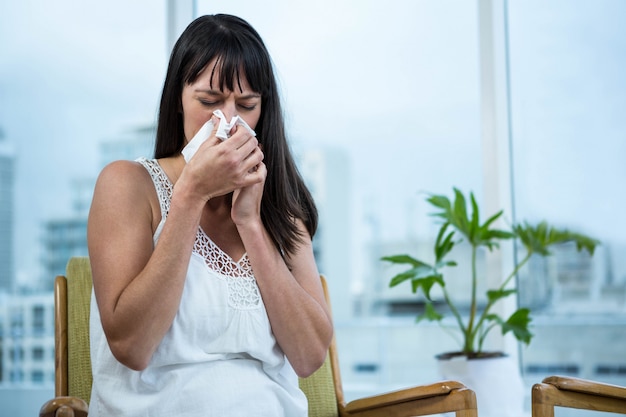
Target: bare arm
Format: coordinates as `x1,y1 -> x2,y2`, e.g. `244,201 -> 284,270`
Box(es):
244,224 -> 333,377
88,160 -> 205,370
233,176 -> 333,377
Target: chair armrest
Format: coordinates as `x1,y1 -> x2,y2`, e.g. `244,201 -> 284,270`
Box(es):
533,376 -> 626,417
40,396 -> 89,417
543,375 -> 626,400
344,380 -> 477,416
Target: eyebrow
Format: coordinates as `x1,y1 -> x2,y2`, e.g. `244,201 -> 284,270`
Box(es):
195,88 -> 261,99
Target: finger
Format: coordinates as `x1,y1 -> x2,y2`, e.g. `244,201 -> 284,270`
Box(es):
227,125 -> 257,149
239,152 -> 264,180
253,162 -> 267,180
208,115 -> 223,144
234,137 -> 260,160
243,146 -> 264,168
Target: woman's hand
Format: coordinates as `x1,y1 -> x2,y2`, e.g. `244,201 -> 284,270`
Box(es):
231,161 -> 266,227
179,117 -> 265,203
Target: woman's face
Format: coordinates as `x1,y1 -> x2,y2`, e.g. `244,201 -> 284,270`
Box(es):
181,61 -> 262,144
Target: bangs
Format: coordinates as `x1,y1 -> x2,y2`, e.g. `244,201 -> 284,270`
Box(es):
183,30 -> 271,95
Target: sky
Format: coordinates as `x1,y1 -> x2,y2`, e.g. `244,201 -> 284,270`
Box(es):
1,0 -> 626,287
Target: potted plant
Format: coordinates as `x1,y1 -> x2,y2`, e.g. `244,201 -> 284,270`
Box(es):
381,188 -> 599,416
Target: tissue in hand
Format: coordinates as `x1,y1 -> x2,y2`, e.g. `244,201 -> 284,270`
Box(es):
181,110 -> 256,162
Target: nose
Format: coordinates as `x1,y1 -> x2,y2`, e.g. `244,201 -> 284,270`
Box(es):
220,100 -> 237,122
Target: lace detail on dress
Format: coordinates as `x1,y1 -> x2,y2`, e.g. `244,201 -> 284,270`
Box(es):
136,157 -> 173,217
136,157 -> 260,310
195,229 -> 260,309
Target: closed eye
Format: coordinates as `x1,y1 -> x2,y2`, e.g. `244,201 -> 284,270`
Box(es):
199,100 -> 219,107
238,103 -> 257,111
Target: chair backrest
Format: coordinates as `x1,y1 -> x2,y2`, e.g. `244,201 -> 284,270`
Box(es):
55,257 -> 93,403
55,257 -> 344,417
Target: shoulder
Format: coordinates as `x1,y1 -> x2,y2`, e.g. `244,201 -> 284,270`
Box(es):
92,160 -> 157,212
97,159 -> 150,179
95,160 -> 152,191
89,160 -> 161,236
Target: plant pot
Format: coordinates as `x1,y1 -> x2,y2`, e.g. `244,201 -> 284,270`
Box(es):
437,352 -> 525,417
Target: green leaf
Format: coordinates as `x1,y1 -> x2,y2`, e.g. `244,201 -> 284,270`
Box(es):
501,308 -> 534,345
452,188 -> 470,236
389,270 -> 419,287
381,254 -> 427,267
388,264 -> 438,289
514,221 -> 600,257
469,192 -> 480,242
427,194 -> 452,212
427,194 -> 453,224
435,260 -> 457,269
486,288 -> 517,303
482,209 -> 504,230
417,302 -> 444,323
434,223 -> 457,261
411,274 -> 445,299
484,229 -> 515,240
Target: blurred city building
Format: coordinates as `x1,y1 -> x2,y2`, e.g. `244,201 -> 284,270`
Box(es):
0,129 -> 15,293
0,293 -> 54,386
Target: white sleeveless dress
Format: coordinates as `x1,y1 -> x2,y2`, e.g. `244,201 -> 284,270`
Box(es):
88,157 -> 308,417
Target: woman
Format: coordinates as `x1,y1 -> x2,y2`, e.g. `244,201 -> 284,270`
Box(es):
87,14 -> 333,416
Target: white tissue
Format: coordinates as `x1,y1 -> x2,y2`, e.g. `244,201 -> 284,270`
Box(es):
181,119 -> 215,162
181,110 -> 256,162
213,109 -> 256,140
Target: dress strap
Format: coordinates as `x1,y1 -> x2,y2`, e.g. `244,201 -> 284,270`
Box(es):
135,157 -> 173,220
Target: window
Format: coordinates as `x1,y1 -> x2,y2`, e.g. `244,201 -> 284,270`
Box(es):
31,370 -> 45,383
32,306 -> 45,335
32,346 -> 45,361
507,0 -> 626,391
10,309 -> 23,333
9,347 -> 24,362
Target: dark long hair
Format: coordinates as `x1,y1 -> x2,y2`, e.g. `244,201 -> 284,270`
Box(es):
155,14 -> 317,255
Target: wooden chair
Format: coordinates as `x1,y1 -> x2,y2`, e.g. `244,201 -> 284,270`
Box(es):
532,375 -> 626,417
40,256 -> 478,417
